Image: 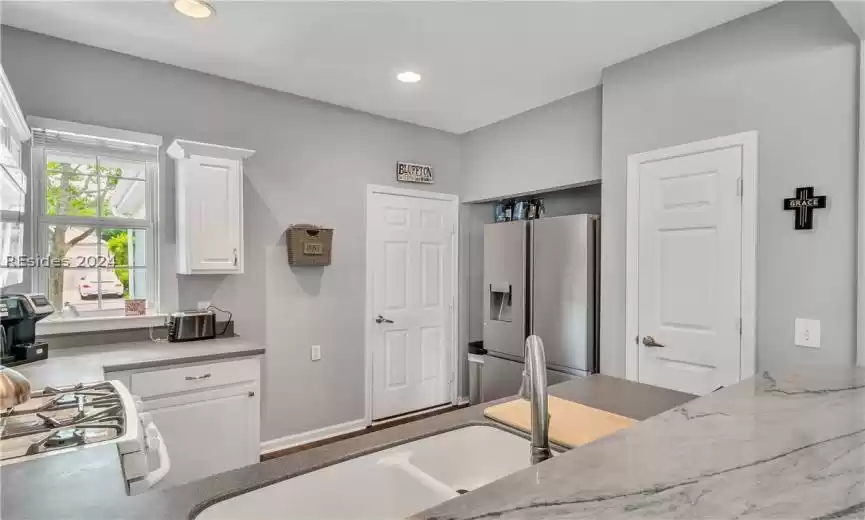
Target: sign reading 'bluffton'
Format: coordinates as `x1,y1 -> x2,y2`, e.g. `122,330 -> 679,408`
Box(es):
397,162 -> 433,184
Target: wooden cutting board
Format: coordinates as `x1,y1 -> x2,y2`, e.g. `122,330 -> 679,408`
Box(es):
484,396 -> 636,448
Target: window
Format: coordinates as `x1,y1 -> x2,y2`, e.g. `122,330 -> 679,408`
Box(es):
29,122 -> 160,321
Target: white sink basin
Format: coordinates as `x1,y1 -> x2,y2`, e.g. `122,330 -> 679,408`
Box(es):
197,425 -> 541,520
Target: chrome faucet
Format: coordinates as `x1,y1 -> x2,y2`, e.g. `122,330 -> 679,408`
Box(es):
518,335 -> 552,464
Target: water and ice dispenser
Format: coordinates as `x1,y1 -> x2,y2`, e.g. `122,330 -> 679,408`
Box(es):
489,283 -> 513,322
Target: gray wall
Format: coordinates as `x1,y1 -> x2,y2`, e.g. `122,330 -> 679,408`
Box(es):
460,86 -> 602,203
600,1 -> 859,376
3,27 -> 463,442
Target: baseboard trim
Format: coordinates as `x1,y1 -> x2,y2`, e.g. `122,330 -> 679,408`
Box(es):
260,418 -> 368,455
457,396 -> 470,406
371,403 -> 454,427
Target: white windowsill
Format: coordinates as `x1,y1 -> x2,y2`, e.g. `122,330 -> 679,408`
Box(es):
37,314 -> 167,336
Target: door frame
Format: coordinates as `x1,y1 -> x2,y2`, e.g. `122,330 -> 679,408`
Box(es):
364,184 -> 460,425
624,131 -> 758,386
857,42 -> 865,367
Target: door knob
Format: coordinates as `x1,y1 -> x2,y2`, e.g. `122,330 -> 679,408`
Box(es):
642,336 -> 665,348
376,315 -> 394,324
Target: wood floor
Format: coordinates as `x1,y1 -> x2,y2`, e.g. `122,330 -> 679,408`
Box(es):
260,404 -> 464,461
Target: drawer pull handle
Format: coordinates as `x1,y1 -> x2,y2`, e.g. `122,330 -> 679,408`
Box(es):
185,373 -> 212,381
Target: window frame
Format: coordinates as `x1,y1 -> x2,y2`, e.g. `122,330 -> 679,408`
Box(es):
26,118 -> 162,331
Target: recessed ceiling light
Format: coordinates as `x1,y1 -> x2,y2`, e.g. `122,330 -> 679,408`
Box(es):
397,71 -> 422,84
173,0 -> 215,19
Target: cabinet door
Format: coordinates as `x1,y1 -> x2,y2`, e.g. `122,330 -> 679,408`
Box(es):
144,384 -> 259,487
1,165 -> 25,288
186,155 -> 242,272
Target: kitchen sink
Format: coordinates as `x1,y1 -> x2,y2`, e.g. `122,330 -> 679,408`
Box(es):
197,424 -> 550,520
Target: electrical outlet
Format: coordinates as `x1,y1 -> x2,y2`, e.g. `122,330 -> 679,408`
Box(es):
197,301 -> 211,311
311,345 -> 321,361
795,318 -> 820,349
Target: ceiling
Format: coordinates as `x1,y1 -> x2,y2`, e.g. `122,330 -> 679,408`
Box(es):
3,1 -> 774,134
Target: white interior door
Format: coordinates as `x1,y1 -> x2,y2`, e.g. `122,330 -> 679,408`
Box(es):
368,189 -> 456,420
636,147 -> 743,395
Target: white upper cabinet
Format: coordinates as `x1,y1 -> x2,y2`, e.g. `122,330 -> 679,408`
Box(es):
0,65 -> 30,173
167,139 -> 255,275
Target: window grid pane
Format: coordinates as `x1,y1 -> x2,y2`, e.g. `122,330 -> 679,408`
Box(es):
45,267 -> 148,319
45,152 -> 98,217
41,225 -> 148,312
44,151 -> 150,220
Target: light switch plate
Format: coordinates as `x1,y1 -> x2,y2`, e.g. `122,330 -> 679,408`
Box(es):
795,318 -> 820,348
311,345 -> 321,361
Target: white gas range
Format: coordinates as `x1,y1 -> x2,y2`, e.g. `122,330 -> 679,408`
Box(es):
0,380 -> 170,495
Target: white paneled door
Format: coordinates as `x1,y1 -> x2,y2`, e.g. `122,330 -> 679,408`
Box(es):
634,145 -> 745,395
368,187 -> 457,420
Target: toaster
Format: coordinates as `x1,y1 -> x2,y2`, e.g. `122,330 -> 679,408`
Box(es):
167,310 -> 216,342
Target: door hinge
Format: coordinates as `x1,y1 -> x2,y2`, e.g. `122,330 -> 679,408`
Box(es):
739,318 -> 742,336
736,177 -> 743,197
635,335 -> 639,345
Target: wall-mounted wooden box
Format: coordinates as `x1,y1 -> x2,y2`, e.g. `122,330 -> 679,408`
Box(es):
286,225 -> 333,266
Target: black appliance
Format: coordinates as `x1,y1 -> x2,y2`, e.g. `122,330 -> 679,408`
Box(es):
0,293 -> 54,366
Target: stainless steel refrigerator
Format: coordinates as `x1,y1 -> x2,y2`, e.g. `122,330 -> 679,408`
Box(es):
481,214 -> 600,402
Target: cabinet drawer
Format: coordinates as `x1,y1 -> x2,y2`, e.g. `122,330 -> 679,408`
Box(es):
131,357 -> 259,399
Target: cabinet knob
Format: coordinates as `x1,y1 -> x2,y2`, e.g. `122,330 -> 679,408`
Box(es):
233,249 -> 238,267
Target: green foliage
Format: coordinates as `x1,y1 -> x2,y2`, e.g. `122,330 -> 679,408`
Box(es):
101,228 -> 125,242
107,233 -> 131,292
45,161 -> 123,217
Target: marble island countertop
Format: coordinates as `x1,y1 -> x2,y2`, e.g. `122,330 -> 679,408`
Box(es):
11,336 -> 265,388
415,367 -> 865,520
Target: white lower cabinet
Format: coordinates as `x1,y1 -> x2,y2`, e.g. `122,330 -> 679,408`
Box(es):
106,356 -> 261,488
145,383 -> 259,487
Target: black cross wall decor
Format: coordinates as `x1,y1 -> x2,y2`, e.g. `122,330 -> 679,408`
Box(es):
783,187 -> 826,230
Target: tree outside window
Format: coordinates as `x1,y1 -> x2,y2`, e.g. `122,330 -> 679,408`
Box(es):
46,160 -> 126,309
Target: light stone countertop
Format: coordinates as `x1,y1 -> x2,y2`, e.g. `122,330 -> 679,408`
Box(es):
12,336 -> 265,388
414,367 -> 865,520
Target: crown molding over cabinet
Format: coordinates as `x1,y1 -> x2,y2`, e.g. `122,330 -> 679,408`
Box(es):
167,139 -> 255,161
